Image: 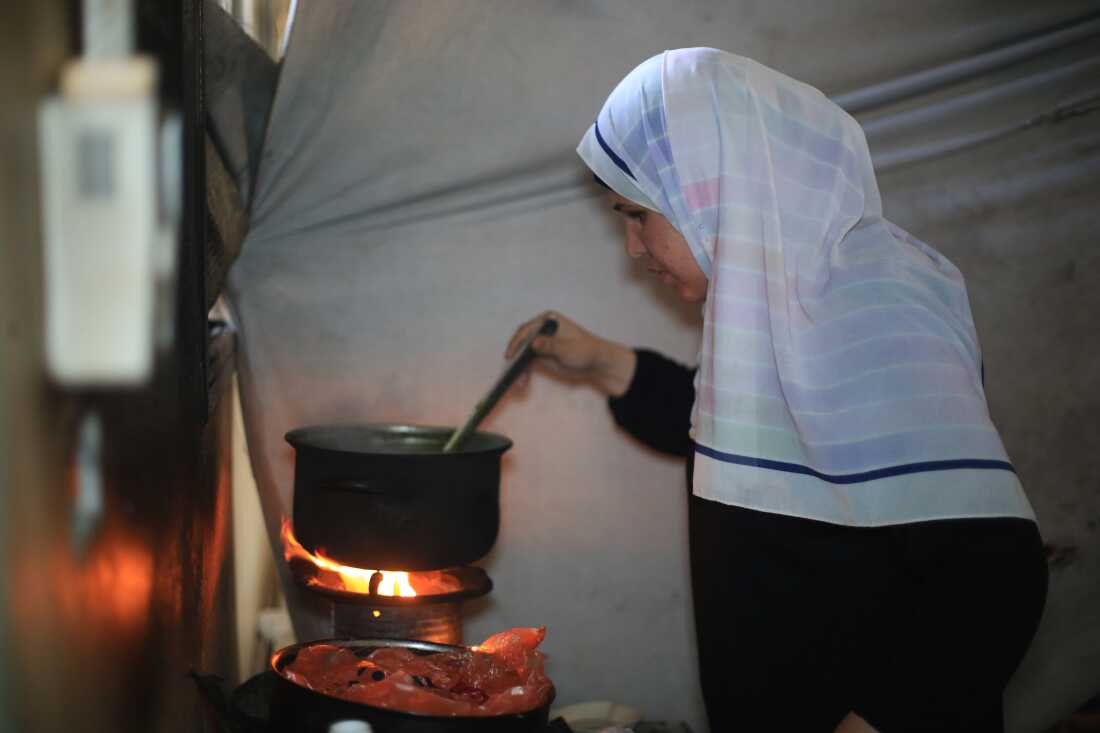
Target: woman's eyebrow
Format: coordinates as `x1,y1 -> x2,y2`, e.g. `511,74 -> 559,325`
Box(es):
612,203 -> 638,213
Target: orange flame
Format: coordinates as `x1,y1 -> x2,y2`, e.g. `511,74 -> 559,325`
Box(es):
281,517 -> 416,597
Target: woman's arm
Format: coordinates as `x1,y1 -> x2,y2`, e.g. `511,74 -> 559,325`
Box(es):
505,311 -> 637,397
507,312 -> 694,457
609,349 -> 694,457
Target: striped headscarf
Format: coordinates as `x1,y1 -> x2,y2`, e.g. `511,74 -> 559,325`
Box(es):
577,48 -> 1033,526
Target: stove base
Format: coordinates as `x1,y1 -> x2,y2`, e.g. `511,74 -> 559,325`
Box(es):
333,599 -> 464,644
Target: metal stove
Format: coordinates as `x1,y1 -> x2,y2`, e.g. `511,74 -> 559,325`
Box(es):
291,562 -> 492,644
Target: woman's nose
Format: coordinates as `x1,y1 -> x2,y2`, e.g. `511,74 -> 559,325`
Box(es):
623,227 -> 646,259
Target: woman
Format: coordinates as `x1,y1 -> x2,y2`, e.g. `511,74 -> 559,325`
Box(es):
507,49 -> 1047,732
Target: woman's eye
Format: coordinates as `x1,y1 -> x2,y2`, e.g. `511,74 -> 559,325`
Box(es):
613,203 -> 647,223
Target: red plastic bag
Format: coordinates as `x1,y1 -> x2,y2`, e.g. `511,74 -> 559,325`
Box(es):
283,627 -> 553,716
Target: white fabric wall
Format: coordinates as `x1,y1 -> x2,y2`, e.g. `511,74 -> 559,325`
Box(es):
226,2 -> 1100,729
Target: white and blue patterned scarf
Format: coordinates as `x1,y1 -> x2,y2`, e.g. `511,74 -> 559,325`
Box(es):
578,48 -> 1033,525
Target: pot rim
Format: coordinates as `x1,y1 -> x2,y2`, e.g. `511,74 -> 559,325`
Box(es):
285,422 -> 513,456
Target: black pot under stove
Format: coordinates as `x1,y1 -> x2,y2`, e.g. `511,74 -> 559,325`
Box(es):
287,424 -> 512,571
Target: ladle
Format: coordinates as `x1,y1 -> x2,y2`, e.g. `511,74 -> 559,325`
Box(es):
441,317 -> 558,453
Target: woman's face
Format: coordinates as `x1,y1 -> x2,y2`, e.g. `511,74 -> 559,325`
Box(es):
609,192 -> 708,303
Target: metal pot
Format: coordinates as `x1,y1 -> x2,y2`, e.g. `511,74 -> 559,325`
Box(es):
269,638 -> 554,733
286,423 -> 512,570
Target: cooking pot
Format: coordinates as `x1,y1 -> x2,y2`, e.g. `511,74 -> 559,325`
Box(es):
269,638 -> 554,733
286,423 -> 512,570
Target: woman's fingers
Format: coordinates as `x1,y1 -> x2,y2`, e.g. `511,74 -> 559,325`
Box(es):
504,316 -> 542,359
505,310 -> 609,380
531,335 -> 553,356
505,312 -> 559,359
502,310 -> 634,397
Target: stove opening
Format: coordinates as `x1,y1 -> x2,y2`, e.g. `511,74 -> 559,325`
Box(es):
280,517 -> 492,644
281,517 -> 465,597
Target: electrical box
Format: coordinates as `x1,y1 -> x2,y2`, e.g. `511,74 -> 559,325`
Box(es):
38,57 -> 174,385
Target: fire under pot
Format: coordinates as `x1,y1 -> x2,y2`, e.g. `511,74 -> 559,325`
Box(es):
282,518 -> 492,645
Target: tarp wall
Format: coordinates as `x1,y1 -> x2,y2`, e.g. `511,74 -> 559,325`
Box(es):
225,2 -> 1100,729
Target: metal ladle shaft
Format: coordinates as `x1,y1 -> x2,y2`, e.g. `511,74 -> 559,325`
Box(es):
441,317 -> 558,453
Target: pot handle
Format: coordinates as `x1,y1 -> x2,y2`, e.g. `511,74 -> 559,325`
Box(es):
317,479 -> 385,495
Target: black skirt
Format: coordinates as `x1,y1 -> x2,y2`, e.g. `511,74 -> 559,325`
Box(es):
687,475 -> 1048,732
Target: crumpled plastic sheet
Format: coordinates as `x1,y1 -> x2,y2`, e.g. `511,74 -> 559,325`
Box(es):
282,627 -> 552,716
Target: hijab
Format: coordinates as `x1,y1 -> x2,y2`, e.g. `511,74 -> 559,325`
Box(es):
577,48 -> 1033,525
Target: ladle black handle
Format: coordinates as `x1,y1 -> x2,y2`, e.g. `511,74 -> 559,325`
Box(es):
442,317 -> 559,453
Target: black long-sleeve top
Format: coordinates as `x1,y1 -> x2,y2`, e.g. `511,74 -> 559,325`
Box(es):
606,348 -> 696,458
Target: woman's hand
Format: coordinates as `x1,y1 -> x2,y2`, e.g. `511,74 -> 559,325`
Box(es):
505,311 -> 637,397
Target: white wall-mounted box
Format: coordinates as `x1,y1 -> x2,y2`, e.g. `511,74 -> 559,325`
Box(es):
38,58 -> 159,385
